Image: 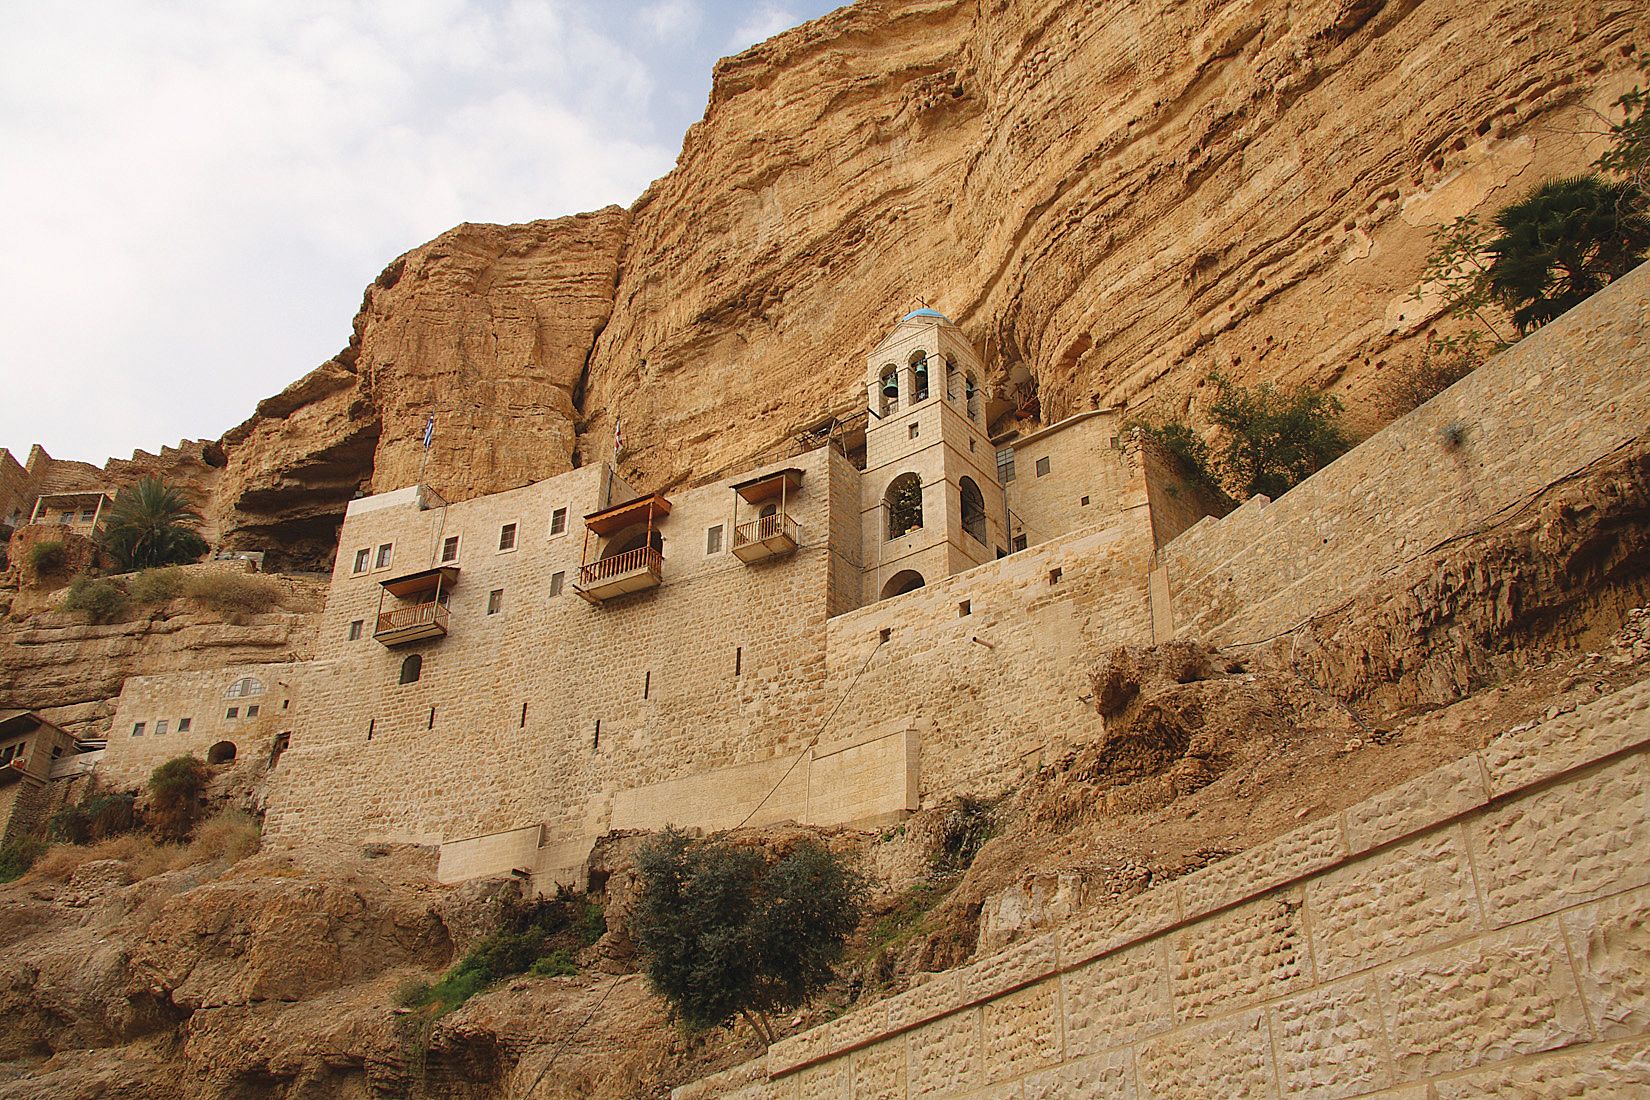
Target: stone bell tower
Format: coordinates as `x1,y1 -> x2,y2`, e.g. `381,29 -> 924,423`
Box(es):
859,308 -> 1009,602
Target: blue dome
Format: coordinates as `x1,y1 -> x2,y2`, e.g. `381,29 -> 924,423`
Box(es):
901,307 -> 949,322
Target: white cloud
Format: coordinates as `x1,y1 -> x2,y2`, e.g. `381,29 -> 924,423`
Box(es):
0,0 -> 669,463
725,3 -> 801,52
640,0 -> 703,42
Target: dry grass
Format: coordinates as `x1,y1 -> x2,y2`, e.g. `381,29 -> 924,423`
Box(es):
27,810 -> 262,883
183,571 -> 284,620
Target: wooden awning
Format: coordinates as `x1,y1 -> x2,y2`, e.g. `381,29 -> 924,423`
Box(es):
730,468 -> 804,504
583,493 -> 672,536
380,566 -> 460,598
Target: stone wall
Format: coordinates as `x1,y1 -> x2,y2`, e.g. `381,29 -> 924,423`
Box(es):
263,447 -> 859,849
675,675 -> 1650,1099
1003,410 -> 1130,549
1160,262 -> 1650,648
101,663 -> 300,789
823,474 -> 1162,804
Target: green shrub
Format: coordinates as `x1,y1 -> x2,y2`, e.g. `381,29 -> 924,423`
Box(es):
397,892 -> 604,1017
127,566 -> 185,604
27,540 -> 67,575
147,755 -> 211,841
63,576 -> 128,623
1205,373 -> 1350,500
630,829 -> 866,1042
932,796 -> 995,874
0,836 -> 46,882
48,792 -> 136,845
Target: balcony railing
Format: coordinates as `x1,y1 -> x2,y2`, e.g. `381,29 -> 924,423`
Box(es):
577,546 -> 664,601
374,600 -> 449,645
732,512 -> 800,563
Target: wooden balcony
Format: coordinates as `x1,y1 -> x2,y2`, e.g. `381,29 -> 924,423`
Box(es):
732,512 -> 800,562
375,600 -> 449,645
576,546 -> 663,602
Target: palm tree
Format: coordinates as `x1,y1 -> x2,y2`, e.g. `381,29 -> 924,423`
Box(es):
1486,176 -> 1650,334
99,477 -> 209,570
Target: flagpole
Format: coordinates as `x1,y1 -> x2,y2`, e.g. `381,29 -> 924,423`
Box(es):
418,415 -> 435,487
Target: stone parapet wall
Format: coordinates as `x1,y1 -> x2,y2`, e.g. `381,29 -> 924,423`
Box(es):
1161,262 -> 1650,647
676,675 -> 1650,1099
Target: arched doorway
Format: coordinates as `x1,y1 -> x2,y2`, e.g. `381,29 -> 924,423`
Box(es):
207,741 -> 237,765
884,473 -> 923,540
880,570 -> 926,599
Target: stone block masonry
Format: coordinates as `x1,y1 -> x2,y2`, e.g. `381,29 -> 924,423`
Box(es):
102,662 -> 300,788
1160,260 -> 1650,649
672,674 -> 1650,1099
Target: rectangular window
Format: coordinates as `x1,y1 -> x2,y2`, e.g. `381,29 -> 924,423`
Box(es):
487,588 -> 504,615
80,508 -> 96,522
549,571 -> 565,597
353,548 -> 370,574
226,707 -> 239,720
375,543 -> 393,569
908,423 -> 920,440
706,524 -> 724,555
155,719 -> 169,736
499,523 -> 517,551
550,508 -> 568,536
441,535 -> 460,562
348,619 -> 364,641
1012,534 -> 1028,552
1035,455 -> 1051,477
132,722 -> 146,737
246,704 -> 260,718
60,511 -> 74,523
996,448 -> 1016,483
178,717 -> 192,732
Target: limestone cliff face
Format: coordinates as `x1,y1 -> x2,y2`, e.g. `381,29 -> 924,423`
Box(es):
212,209 -> 628,567
209,0 -> 1646,555
584,0 -> 1649,489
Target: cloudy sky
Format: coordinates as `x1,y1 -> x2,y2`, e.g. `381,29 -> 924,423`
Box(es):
0,1 -> 841,466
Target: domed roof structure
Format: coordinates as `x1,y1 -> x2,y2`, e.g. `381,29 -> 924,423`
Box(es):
900,307 -> 950,322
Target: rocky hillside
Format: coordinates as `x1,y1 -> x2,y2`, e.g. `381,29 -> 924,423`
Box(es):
195,0 -> 1647,566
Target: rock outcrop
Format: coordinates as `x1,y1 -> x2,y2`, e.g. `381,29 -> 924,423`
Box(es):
210,209 -> 628,568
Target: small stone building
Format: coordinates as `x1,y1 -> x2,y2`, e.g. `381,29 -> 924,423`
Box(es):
0,710 -> 80,846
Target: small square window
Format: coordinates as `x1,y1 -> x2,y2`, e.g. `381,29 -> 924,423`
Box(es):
499,523 -> 517,551
441,535 -> 460,562
246,705 -> 260,718
1035,456 -> 1051,477
375,543 -> 393,569
550,508 -> 568,536
878,627 -> 893,643
1012,534 -> 1028,552
60,511 -> 74,523
488,588 -> 504,615
1048,567 -> 1063,585
908,423 -> 920,440
352,548 -> 370,574
226,707 -> 239,720
132,722 -> 146,737
549,571 -> 565,598
178,717 -> 192,733
1080,495 -> 1091,506
348,619 -> 364,641
155,719 -> 169,736
80,508 -> 96,522
706,525 -> 724,555
958,600 -> 971,617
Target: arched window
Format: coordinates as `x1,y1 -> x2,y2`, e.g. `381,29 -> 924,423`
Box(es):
960,477 -> 987,544
207,740 -> 237,765
910,352 -> 929,402
880,570 -> 926,599
945,358 -> 960,402
399,654 -> 423,685
225,677 -> 264,699
965,374 -> 980,421
878,365 -> 899,416
885,473 -> 923,540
